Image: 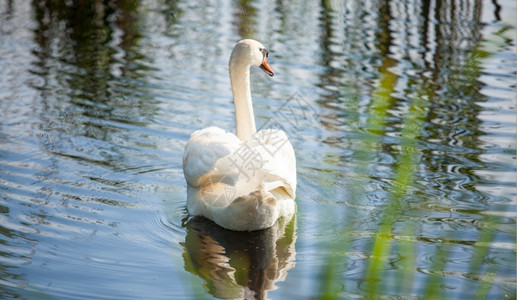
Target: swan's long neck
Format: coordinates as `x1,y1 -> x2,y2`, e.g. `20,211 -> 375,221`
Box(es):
230,62 -> 256,141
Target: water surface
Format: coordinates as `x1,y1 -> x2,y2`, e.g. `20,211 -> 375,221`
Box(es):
0,0 -> 515,299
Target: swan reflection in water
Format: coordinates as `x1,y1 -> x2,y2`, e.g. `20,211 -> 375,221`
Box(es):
181,215 -> 297,300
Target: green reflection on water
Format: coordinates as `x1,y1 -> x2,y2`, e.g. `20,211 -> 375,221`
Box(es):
364,68 -> 430,299
316,0 -> 515,297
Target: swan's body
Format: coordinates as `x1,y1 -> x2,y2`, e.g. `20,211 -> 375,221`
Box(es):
182,39 -> 296,231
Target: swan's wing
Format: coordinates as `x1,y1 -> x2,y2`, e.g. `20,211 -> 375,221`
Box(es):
182,127 -> 240,187
252,129 -> 297,196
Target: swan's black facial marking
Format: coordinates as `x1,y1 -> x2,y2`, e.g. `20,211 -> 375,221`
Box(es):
260,48 -> 269,58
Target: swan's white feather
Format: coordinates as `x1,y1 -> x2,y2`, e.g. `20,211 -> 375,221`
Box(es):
183,127 -> 240,187
183,127 -> 296,231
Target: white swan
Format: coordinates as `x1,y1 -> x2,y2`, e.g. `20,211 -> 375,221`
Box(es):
182,39 -> 297,231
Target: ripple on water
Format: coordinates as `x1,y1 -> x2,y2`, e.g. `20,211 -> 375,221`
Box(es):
0,0 -> 515,299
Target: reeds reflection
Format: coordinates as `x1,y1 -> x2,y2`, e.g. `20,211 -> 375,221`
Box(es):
181,216 -> 296,300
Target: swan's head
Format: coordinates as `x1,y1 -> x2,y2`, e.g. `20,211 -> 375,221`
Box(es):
229,39 -> 274,77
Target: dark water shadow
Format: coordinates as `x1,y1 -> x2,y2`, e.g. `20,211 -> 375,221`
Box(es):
181,215 -> 296,300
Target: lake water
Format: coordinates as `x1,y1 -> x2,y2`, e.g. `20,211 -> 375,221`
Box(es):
0,0 -> 515,299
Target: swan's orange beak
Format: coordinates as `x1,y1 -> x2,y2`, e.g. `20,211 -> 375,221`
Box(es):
260,57 -> 274,77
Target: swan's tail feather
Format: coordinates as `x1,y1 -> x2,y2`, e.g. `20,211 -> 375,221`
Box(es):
214,189 -> 278,231
187,169 -> 296,232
